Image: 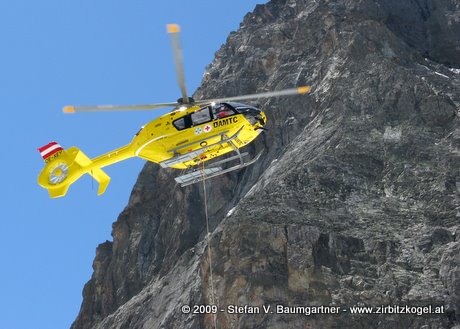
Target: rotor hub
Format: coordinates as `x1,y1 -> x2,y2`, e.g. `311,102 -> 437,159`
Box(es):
177,97 -> 195,105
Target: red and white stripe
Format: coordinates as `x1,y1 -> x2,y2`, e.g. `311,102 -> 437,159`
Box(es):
38,142 -> 64,160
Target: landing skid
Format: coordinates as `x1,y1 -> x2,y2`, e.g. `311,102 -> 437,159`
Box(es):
159,129 -> 231,168
175,150 -> 262,187
159,126 -> 262,186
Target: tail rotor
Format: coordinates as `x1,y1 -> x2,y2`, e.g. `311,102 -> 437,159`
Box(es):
37,142 -> 110,198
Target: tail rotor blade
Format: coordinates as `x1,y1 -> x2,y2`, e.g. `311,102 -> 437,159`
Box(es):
195,86 -> 311,105
167,24 -> 189,104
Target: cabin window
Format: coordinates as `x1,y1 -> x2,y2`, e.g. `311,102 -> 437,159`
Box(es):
191,107 -> 212,125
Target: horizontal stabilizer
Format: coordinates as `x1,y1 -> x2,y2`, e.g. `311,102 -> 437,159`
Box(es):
88,168 -> 111,195
73,149 -> 111,195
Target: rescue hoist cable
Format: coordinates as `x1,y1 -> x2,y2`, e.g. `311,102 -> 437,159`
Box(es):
201,161 -> 217,329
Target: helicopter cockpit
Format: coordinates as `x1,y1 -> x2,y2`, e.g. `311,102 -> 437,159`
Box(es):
226,102 -> 265,126
172,102 -> 264,131
212,103 -> 236,119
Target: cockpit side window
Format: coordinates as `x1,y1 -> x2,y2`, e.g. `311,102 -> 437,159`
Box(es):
191,106 -> 212,125
212,103 -> 236,120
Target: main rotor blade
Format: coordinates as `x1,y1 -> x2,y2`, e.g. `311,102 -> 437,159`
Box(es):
63,102 -> 180,113
194,86 -> 311,105
167,24 -> 189,104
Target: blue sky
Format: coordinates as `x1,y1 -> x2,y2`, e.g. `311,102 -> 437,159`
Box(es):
0,1 -> 263,328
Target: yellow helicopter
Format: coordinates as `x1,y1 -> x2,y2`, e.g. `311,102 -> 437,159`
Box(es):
37,24 -> 311,198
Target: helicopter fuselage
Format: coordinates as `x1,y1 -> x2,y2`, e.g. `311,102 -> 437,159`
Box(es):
132,102 -> 266,169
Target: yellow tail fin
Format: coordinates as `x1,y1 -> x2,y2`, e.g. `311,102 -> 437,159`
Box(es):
37,143 -> 110,198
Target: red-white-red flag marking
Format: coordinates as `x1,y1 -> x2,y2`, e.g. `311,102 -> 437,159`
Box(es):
38,142 -> 63,160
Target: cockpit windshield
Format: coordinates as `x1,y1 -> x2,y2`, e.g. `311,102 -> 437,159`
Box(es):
211,103 -> 236,120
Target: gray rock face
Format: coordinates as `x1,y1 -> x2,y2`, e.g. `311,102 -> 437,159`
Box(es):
71,0 -> 460,328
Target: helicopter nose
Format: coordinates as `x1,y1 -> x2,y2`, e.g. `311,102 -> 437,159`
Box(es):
253,111 -> 267,131
238,106 -> 266,127
257,111 -> 267,125
255,114 -> 265,126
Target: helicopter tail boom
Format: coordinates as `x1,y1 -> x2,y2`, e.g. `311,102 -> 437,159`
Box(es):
37,142 -> 110,198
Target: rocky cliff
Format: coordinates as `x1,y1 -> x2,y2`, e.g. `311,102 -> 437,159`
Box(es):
71,0 -> 460,328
